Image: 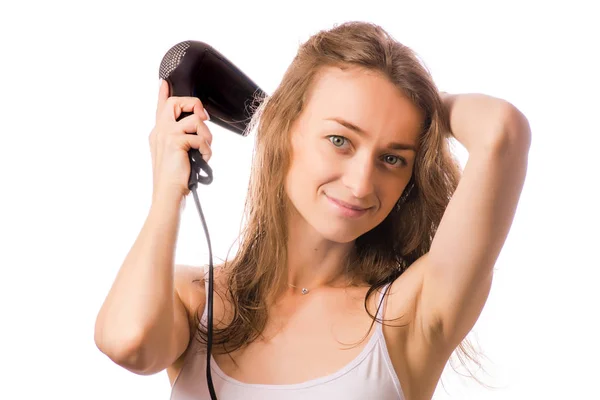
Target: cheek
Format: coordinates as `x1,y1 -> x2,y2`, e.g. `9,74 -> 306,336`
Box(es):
289,140 -> 334,186
285,145 -> 320,204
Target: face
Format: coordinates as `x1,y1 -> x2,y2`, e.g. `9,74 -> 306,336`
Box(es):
284,65 -> 423,243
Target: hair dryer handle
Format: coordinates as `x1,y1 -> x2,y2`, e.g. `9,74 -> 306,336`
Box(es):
175,111 -> 213,188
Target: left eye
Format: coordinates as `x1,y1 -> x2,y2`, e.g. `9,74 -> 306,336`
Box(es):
328,135 -> 347,147
383,155 -> 404,166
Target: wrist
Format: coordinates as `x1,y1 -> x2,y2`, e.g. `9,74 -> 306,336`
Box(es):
151,187 -> 186,213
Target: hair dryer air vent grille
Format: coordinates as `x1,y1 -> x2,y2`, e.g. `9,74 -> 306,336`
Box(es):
159,41 -> 191,79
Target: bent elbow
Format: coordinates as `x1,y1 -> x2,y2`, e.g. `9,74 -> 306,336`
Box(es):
497,104 -> 532,157
94,326 -> 157,375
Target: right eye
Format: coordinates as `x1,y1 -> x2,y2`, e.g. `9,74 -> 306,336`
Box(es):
327,135 -> 348,148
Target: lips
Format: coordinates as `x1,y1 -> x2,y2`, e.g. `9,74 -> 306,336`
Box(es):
325,194 -> 372,218
329,197 -> 369,211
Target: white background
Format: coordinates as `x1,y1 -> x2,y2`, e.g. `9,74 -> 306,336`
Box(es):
1,0 -> 598,399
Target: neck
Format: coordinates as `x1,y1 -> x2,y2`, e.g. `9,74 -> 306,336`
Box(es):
284,207 -> 354,293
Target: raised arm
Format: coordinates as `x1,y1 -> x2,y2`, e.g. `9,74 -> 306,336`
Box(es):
417,92 -> 531,348
94,80 -> 211,375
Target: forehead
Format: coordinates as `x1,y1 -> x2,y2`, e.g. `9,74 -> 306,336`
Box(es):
302,65 -> 424,141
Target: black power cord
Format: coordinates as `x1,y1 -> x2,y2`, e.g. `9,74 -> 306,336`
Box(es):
187,148 -> 218,400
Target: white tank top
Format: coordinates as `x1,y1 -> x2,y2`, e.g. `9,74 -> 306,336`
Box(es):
170,278 -> 405,400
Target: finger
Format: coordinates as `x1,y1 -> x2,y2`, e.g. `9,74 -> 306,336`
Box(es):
167,97 -> 205,121
156,79 -> 169,117
194,134 -> 212,162
177,112 -> 211,137
179,133 -> 212,162
196,118 -> 213,146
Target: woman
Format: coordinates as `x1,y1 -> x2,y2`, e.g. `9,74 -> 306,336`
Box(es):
95,21 -> 531,400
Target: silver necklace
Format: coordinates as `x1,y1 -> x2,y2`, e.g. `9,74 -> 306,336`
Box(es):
288,284 -> 310,295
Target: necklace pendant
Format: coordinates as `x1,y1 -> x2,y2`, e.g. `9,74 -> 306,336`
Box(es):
301,288 -> 309,295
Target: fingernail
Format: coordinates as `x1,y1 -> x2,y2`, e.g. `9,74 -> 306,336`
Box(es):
203,108 -> 210,121
159,78 -> 163,89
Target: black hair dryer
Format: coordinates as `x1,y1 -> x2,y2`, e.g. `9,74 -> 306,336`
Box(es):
158,40 -> 267,189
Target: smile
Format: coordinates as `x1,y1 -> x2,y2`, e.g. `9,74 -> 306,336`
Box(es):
325,194 -> 371,218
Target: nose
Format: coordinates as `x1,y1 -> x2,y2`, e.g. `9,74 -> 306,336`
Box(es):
341,154 -> 376,199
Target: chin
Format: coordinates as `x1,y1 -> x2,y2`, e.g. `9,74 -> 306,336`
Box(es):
313,221 -> 366,244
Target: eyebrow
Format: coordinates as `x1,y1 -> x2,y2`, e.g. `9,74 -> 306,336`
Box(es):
325,117 -> 417,152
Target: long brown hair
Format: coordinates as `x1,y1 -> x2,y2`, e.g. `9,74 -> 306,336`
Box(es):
194,21 -> 485,382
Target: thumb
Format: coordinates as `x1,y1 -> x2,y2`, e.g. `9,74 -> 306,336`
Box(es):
156,79 -> 169,116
